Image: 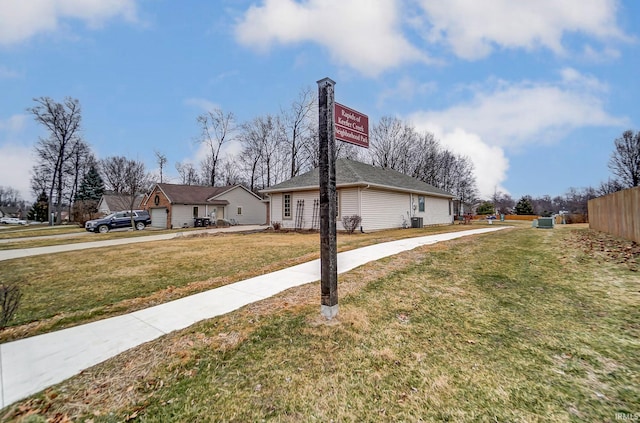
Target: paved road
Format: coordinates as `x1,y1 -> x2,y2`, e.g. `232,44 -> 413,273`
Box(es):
0,225 -> 267,261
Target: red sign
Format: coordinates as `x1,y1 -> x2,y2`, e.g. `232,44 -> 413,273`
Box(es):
335,103 -> 369,148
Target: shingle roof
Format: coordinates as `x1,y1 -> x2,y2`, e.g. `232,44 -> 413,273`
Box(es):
261,159 -> 453,198
102,194 -> 145,211
156,184 -> 235,205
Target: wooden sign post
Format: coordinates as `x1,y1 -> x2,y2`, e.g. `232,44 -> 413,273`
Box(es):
317,77 -> 338,320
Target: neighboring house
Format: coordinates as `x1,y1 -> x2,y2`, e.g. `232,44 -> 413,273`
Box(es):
142,183 -> 266,229
260,159 -> 455,231
0,206 -> 22,219
98,194 -> 145,215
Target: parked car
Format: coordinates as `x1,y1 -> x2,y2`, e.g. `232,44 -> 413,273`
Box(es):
85,210 -> 151,233
0,217 -> 27,225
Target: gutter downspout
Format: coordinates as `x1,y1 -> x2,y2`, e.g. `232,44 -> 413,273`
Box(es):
360,185 -> 370,232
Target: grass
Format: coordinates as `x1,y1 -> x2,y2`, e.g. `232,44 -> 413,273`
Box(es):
0,226 -> 179,250
3,224 -> 638,422
0,224 -> 84,240
0,223 -> 501,342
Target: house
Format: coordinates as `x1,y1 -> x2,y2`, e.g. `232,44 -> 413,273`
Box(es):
260,159 -> 455,231
97,194 -> 145,215
142,183 -> 267,229
0,206 -> 23,219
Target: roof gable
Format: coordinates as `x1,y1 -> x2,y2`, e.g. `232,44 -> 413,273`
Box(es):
206,184 -> 263,202
152,183 -> 258,205
155,183 -> 232,204
261,159 -> 453,198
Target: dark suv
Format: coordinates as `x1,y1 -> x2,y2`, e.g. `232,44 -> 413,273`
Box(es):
85,210 -> 152,233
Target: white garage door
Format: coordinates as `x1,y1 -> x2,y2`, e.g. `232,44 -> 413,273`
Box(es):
151,208 -> 167,228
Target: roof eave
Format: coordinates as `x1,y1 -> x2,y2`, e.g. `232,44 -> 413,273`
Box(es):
261,181 -> 453,198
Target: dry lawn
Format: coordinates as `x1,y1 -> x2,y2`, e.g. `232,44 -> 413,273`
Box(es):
0,223 -> 491,342
3,224 -> 638,422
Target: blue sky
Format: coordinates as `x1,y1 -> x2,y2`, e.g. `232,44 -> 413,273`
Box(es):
1,0 -> 638,202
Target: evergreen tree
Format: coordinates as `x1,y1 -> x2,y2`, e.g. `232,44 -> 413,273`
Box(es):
74,165 -> 105,222
476,201 -> 494,215
28,191 -> 49,222
515,196 -> 535,215
76,165 -> 105,201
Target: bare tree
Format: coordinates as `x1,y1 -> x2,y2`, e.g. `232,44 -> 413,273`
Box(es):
30,164 -> 50,200
281,87 -> 316,178
492,190 -> 515,215
28,97 -> 83,224
608,130 -> 640,188
197,108 -> 235,186
219,156 -> 242,186
0,186 -> 21,206
446,154 -> 478,208
238,119 -> 264,192
369,116 -> 415,172
411,132 -> 442,184
101,156 -> 129,193
238,114 -> 287,191
65,140 -> 95,219
597,178 -> 624,196
154,150 -> 168,183
176,161 -> 200,185
563,187 -> 597,215
122,158 -> 150,228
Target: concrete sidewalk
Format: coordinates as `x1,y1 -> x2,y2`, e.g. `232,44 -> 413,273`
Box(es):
0,226 -> 509,408
0,225 -> 266,262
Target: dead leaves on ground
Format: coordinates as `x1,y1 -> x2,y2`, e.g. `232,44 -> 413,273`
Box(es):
568,229 -> 639,271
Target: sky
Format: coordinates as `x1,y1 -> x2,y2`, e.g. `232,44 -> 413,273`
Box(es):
1,0 -> 639,202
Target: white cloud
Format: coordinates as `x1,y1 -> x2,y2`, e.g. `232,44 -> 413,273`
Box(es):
184,98 -> 220,112
0,143 -> 34,201
417,0 -> 626,60
377,76 -> 437,108
0,0 -> 139,46
234,0 -> 428,77
0,114 -> 27,132
410,70 -> 626,149
0,114 -> 34,201
0,65 -> 21,79
234,0 -> 628,75
581,44 -> 621,62
413,123 -> 510,199
408,69 -> 627,198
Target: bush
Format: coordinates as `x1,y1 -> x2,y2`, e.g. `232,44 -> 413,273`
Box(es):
0,282 -> 21,330
341,215 -> 362,234
271,221 -> 282,231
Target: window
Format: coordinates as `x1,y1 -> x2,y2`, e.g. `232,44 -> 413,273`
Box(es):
193,206 -> 199,218
418,196 -> 425,212
237,206 -> 243,215
448,200 -> 452,215
283,193 -> 292,219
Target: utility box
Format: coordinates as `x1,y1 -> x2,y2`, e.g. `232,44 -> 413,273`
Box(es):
411,217 -> 423,228
537,217 -> 554,229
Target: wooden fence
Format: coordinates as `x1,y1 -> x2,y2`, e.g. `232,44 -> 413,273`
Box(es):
588,186 -> 640,243
502,215 -> 539,222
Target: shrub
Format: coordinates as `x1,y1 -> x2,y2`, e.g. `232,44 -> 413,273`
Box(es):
342,215 -> 362,234
0,282 -> 22,330
271,221 -> 282,231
